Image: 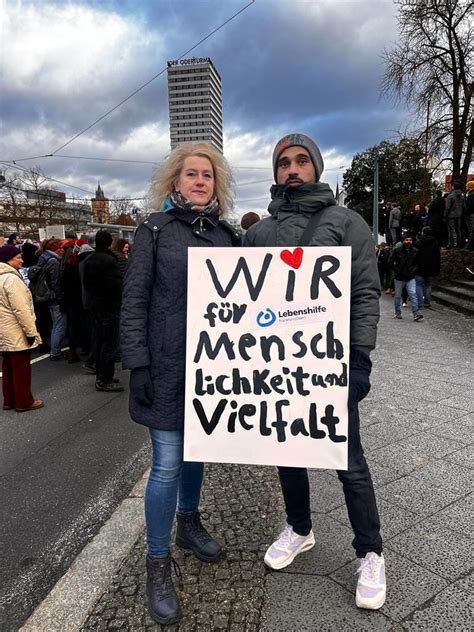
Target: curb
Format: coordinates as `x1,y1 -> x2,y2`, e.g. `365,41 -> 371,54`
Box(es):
20,469 -> 150,631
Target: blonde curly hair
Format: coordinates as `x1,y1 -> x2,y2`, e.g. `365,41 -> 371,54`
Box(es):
150,142 -> 234,216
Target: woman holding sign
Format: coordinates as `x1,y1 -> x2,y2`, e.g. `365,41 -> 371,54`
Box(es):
121,142 -> 240,625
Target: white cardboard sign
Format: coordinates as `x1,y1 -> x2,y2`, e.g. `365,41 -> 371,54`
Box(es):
184,246 -> 351,470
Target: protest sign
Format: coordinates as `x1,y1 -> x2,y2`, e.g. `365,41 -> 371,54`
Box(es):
184,246 -> 351,469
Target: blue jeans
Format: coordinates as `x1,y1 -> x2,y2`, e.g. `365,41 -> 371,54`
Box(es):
145,428 -> 204,557
394,278 -> 418,315
277,403 -> 382,557
48,304 -> 67,357
415,275 -> 433,307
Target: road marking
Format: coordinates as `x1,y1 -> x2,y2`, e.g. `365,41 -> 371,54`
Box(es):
0,347 -> 70,378
31,353 -> 51,365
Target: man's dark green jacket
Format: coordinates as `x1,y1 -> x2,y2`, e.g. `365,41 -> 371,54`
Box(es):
244,182 -> 380,355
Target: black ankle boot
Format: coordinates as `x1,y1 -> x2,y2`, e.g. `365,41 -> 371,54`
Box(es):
146,553 -> 181,625
175,510 -> 222,562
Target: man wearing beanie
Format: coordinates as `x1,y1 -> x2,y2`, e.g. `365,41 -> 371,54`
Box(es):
245,133 -> 386,610
82,230 -> 124,392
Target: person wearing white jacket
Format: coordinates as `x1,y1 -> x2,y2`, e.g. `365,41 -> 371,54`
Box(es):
0,245 -> 43,412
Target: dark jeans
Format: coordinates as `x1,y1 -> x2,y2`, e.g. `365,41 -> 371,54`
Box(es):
66,303 -> 84,351
93,311 -> 119,383
446,217 -> 462,247
278,403 -> 382,558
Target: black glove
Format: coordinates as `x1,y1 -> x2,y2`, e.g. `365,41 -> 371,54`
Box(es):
348,348 -> 372,408
130,367 -> 154,407
26,336 -> 36,346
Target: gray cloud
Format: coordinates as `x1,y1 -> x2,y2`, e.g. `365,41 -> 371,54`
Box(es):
1,0 -> 408,209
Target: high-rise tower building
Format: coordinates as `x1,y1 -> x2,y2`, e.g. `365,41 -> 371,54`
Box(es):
167,57 -> 223,153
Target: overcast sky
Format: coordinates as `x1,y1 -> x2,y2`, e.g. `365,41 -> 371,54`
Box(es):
1,0 -> 410,217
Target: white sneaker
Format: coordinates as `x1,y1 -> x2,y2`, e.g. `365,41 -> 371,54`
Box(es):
355,552 -> 386,610
264,524 -> 315,570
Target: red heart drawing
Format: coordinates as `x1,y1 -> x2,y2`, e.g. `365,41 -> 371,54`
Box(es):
280,247 -> 303,269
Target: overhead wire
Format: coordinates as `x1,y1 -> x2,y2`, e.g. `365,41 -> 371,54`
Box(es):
0,4 -> 354,206
0,161 -> 96,195
55,154 -> 160,166
46,0 -> 256,156
1,158 -> 272,191
1,1 -> 258,200
0,182 -> 147,203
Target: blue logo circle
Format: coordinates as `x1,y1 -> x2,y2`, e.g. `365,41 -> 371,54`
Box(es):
256,308 -> 276,328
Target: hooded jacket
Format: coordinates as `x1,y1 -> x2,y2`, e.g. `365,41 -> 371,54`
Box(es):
445,189 -> 464,219
82,248 -> 122,314
389,244 -> 418,281
77,244 -> 94,309
244,182 -> 380,354
0,262 -> 41,352
37,250 -> 62,304
121,206 -> 240,430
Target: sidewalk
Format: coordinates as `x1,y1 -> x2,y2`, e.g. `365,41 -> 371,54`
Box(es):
24,296 -> 473,630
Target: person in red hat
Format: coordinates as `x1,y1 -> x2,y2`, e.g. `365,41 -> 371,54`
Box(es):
0,245 -> 43,412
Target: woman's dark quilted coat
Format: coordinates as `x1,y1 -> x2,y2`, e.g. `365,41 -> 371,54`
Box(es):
121,209 -> 239,430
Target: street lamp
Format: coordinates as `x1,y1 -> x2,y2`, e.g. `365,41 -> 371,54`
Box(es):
372,153 -> 379,243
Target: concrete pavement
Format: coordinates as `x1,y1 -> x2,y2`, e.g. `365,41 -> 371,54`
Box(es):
21,296 -> 473,630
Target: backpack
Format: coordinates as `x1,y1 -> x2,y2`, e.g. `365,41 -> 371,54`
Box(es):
27,264 -> 55,303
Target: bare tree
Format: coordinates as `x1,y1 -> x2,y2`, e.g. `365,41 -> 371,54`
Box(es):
110,198 -> 133,224
382,0 -> 474,183
0,172 -> 29,231
0,167 -> 90,234
21,168 -> 61,227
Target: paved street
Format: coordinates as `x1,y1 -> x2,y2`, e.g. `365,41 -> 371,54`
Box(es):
0,358 -> 149,631
71,295 -> 473,631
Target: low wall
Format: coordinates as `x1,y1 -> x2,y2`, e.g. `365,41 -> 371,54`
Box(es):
437,249 -> 474,283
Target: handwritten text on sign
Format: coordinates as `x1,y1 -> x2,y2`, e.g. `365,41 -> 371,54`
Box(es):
184,247 -> 351,469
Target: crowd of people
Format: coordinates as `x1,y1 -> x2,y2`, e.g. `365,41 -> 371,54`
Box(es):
0,232 -> 130,412
1,137 -> 474,626
384,179 -> 474,250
